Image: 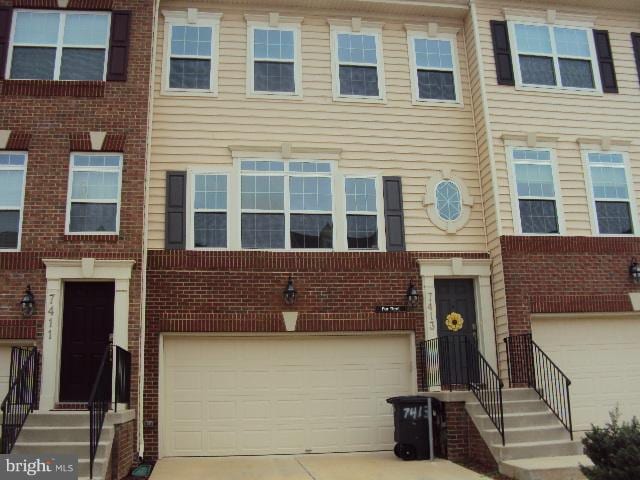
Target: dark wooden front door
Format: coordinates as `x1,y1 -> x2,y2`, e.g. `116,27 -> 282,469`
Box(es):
59,282 -> 114,402
435,279 -> 478,386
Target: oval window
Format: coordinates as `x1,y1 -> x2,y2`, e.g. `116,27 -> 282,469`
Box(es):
435,181 -> 462,221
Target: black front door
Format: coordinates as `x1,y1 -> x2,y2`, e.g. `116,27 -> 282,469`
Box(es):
59,282 -> 114,402
435,279 -> 478,386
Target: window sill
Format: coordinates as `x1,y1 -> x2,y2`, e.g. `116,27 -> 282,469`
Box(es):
246,92 -> 304,101
1,80 -> 106,98
411,99 -> 464,109
64,234 -> 119,243
160,89 -> 218,98
332,95 -> 387,105
514,84 -> 604,97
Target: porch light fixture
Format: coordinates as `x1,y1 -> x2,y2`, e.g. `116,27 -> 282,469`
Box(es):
19,285 -> 35,317
406,281 -> 419,309
630,258 -> 640,283
283,276 -> 297,305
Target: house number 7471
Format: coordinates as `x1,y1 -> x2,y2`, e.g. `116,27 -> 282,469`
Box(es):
48,293 -> 56,340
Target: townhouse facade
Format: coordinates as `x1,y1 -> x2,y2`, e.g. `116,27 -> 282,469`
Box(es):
0,0 -> 154,477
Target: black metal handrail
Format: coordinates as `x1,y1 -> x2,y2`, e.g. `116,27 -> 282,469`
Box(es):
114,346 -> 131,412
505,334 -> 573,440
1,346 -> 40,453
88,344 -> 112,479
418,336 -> 505,445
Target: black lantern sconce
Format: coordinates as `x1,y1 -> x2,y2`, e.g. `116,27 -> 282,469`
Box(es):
283,276 -> 297,305
630,258 -> 640,283
19,285 -> 35,317
406,281 -> 419,309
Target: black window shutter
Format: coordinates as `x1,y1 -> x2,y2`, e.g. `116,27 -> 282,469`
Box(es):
632,33 -> 640,85
0,7 -> 12,80
107,11 -> 131,82
593,30 -> 618,93
490,20 -> 515,86
165,171 -> 187,250
383,176 -> 406,252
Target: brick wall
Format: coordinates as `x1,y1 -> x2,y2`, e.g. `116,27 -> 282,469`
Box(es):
444,401 -> 497,471
501,236 -> 640,336
143,250 -> 489,459
109,419 -> 136,480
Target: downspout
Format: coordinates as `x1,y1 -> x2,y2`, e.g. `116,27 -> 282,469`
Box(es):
138,0 -> 161,459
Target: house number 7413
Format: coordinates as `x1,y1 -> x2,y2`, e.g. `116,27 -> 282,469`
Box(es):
48,293 -> 56,340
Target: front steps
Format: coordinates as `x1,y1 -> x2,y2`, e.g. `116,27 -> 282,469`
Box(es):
12,411 -> 114,480
466,388 -> 591,480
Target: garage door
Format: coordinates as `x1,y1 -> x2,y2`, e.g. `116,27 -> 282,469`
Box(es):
162,335 -> 413,457
532,316 -> 640,431
0,346 -> 12,399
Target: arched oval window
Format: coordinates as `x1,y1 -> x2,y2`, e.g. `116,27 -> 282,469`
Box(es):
435,180 -> 462,221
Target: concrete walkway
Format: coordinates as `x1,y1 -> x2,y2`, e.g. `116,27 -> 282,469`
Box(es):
150,452 -> 492,480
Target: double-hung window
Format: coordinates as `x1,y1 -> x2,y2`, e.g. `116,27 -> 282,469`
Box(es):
510,22 -> 599,91
8,10 -> 110,81
345,177 -> 379,249
510,148 -> 560,234
0,153 -> 27,250
586,152 -> 635,235
248,23 -> 301,95
408,33 -> 460,103
163,11 -> 221,93
331,24 -> 384,100
66,153 -> 122,234
191,173 -> 228,248
240,160 -> 333,249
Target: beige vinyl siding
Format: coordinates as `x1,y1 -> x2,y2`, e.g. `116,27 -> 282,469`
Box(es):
476,0 -> 640,236
148,3 -> 488,252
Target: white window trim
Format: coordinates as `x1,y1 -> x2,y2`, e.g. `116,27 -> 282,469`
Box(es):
6,9 -> 111,81
0,152 -> 28,252
506,146 -> 565,235
186,167 -> 231,250
161,10 -> 222,96
65,152 -> 123,235
341,173 -> 386,252
245,17 -> 303,99
329,21 -> 386,103
582,150 -> 639,236
406,29 -> 463,107
507,20 -> 603,95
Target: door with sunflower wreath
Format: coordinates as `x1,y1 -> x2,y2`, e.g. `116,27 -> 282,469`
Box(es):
434,279 -> 478,386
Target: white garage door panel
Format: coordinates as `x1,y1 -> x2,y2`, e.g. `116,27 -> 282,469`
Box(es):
532,317 -> 640,431
0,346 -> 12,400
162,335 -> 413,457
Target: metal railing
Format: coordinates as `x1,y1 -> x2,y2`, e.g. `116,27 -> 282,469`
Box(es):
505,334 -> 573,440
418,336 -> 505,445
88,344 -> 112,479
1,347 -> 40,453
114,346 -> 131,412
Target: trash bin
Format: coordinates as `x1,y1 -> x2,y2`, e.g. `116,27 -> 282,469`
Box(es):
386,395 -> 443,461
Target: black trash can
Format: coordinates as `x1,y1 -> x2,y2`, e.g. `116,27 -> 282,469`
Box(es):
386,395 -> 443,461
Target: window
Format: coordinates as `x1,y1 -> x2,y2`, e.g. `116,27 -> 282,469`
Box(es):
586,152 -> 635,235
345,177 -> 378,249
191,173 -> 228,248
408,33 -> 460,103
66,153 -> 122,234
0,153 -> 27,250
7,10 -> 110,81
509,22 -> 599,90
163,11 -> 221,93
435,181 -> 462,221
331,24 -> 385,100
510,148 -> 560,234
248,23 -> 301,95
240,160 -> 333,249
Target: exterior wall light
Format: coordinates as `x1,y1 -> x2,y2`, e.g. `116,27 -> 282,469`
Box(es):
283,276 -> 297,305
630,258 -> 640,283
406,281 -> 419,309
20,285 -> 35,317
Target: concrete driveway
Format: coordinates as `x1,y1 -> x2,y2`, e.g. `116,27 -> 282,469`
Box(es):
150,452 -> 492,480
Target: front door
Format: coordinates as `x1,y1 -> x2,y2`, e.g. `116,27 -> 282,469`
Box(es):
59,282 -> 114,403
435,279 -> 478,386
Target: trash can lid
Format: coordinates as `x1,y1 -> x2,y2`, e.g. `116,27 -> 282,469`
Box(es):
386,395 -> 436,405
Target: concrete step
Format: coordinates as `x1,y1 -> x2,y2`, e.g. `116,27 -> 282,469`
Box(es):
501,388 -> 541,402
494,439 -> 584,460
19,425 -> 113,443
500,455 -> 592,480
78,458 -> 108,478
483,424 -> 571,445
467,399 -> 549,415
25,411 -> 90,427
13,441 -> 110,458
474,410 -> 561,430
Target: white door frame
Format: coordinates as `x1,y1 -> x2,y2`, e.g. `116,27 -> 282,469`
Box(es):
418,258 -> 498,370
40,258 -> 135,410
